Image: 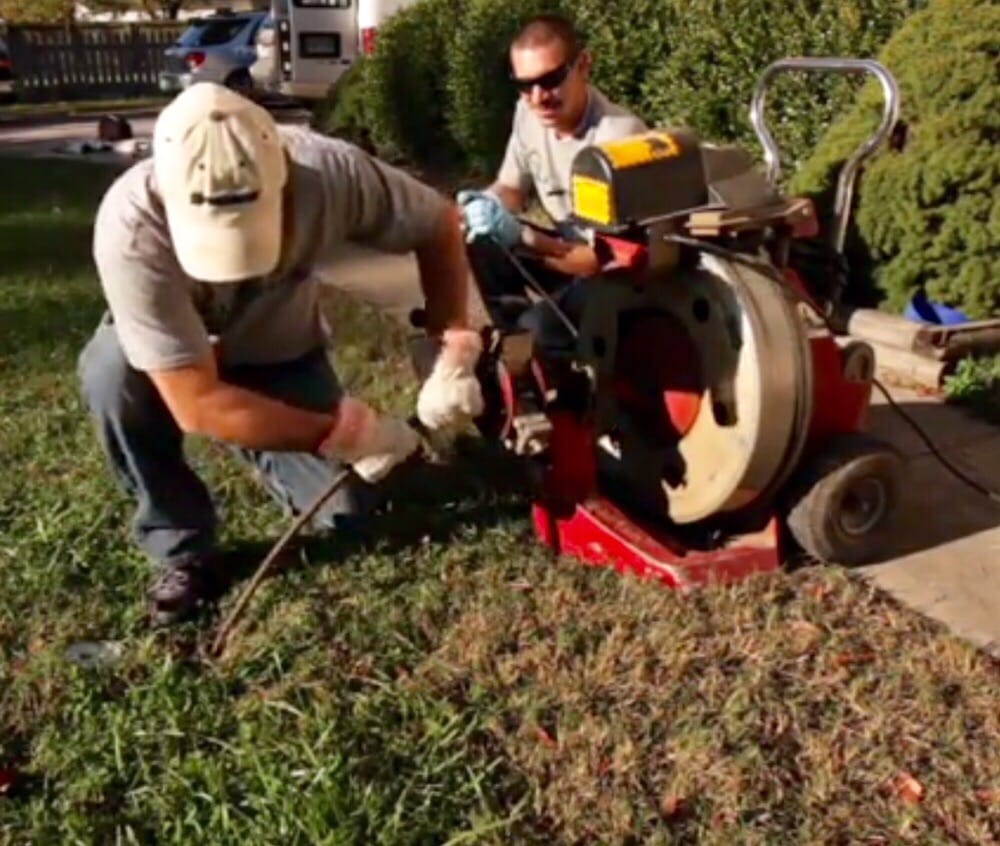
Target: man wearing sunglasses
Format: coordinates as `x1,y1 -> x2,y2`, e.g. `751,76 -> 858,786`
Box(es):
458,14 -> 647,356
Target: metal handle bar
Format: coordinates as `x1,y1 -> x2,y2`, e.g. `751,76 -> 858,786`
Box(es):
749,57 -> 900,253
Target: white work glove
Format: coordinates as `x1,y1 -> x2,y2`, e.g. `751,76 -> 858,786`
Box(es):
416,328 -> 485,432
317,396 -> 421,483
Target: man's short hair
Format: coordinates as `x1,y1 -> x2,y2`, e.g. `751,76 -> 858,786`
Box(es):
511,13 -> 582,61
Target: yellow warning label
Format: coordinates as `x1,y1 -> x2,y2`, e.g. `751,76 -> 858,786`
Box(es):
599,130 -> 682,170
572,174 -> 613,225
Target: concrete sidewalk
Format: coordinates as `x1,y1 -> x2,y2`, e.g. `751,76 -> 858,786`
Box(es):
318,243 -> 1000,657
862,392 -> 1000,656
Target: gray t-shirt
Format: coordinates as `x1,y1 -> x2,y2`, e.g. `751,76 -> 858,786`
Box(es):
92,126 -> 448,372
496,86 -> 647,237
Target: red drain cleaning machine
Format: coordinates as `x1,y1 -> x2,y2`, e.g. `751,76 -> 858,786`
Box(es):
413,58 -> 908,589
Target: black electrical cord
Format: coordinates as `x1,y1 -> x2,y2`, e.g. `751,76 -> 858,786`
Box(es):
661,232 -> 1000,506
870,378 -> 1000,504
493,238 -> 580,339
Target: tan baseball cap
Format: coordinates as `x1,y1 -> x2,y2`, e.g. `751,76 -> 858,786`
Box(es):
152,82 -> 288,283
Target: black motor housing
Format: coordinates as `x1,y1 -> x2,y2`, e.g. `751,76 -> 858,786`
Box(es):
568,128 -> 709,233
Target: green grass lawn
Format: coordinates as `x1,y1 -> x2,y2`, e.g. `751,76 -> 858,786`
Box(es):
0,157 -> 997,845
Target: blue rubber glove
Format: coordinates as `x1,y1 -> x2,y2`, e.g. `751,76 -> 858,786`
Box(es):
456,189 -> 522,248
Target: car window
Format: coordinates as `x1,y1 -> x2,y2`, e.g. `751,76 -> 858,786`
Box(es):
177,18 -> 252,48
244,16 -> 266,43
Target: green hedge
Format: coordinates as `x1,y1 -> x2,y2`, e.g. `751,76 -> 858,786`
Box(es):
444,0 -> 681,174
332,0 -> 471,168
444,0 -> 569,174
318,58 -> 379,153
640,0 -> 926,177
791,0 -> 1000,318
325,0 -> 922,181
321,0 -> 998,319
323,0 -> 680,175
568,1 -> 680,113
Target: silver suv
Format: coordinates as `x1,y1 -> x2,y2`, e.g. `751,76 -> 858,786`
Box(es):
158,11 -> 267,94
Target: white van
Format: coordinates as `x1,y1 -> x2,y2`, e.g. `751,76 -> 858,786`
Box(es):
357,0 -> 415,55
251,0 -> 417,100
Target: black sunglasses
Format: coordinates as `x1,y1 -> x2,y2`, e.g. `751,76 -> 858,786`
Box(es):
510,58 -> 576,93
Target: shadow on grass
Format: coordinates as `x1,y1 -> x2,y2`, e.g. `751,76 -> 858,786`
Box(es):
218,441 -> 538,590
0,158 -> 119,360
0,218 -> 99,278
212,394 -> 1000,593
0,156 -> 121,211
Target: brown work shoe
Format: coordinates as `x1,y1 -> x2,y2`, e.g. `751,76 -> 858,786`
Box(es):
146,555 -> 230,627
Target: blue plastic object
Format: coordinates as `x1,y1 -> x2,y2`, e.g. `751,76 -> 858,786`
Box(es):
903,292 -> 970,326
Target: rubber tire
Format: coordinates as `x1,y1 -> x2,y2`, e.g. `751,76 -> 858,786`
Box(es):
783,432 -> 904,566
225,69 -> 254,94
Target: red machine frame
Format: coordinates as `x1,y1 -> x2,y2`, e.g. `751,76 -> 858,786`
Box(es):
522,230 -> 875,590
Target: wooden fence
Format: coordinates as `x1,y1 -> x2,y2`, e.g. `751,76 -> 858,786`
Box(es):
3,23 -> 187,102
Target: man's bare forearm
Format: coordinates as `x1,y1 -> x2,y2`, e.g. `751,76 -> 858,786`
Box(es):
180,383 -> 334,452
414,203 -> 473,334
150,360 -> 336,453
542,243 -> 603,278
490,182 -> 526,213
188,384 -> 335,452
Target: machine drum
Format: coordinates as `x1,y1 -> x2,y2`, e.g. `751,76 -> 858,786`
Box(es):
783,432 -> 904,566
612,311 -> 704,447
582,254 -> 814,525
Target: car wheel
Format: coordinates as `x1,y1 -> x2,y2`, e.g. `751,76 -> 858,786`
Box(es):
225,69 -> 254,94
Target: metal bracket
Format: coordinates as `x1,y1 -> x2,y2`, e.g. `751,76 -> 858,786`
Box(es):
509,413 -> 553,456
748,57 -> 900,254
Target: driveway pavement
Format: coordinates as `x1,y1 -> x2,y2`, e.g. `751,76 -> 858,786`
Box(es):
0,104 -> 309,164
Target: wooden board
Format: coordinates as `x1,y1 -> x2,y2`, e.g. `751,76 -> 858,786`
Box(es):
833,307 -> 1000,361
685,197 -> 816,236
867,340 -> 949,391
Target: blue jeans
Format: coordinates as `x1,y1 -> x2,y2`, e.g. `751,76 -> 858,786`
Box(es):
514,278 -> 588,359
466,237 -> 586,358
77,319 -> 377,568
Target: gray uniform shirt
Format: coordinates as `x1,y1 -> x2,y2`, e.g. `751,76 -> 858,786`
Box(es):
93,126 -> 448,372
496,86 -> 647,238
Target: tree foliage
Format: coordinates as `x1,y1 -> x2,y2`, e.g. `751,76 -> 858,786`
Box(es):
327,0 -> 921,180
792,0 -> 1000,317
324,0 -> 999,317
0,0 -> 75,24
82,0 -> 190,19
640,0 -> 925,176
